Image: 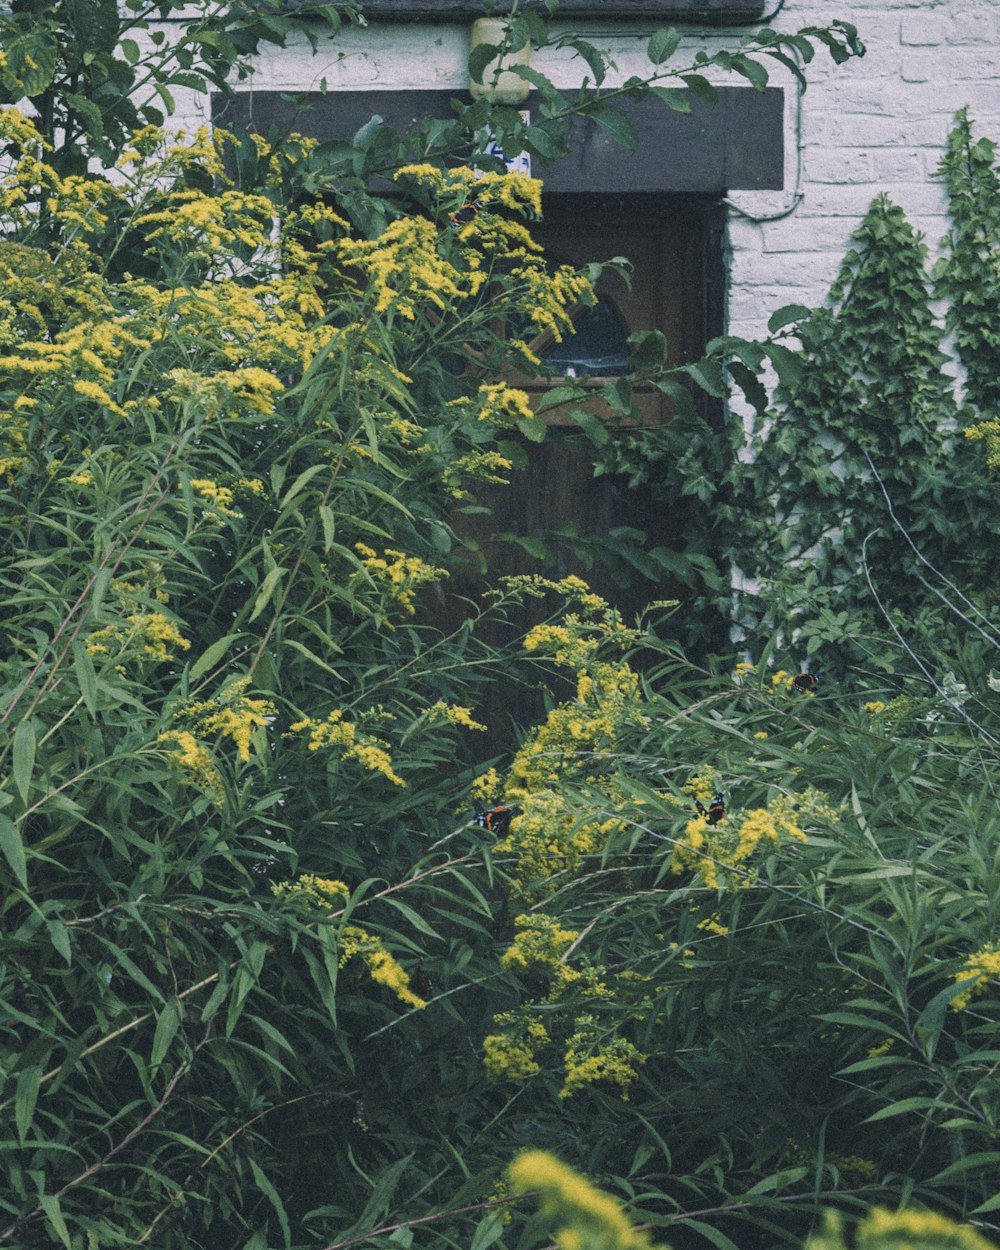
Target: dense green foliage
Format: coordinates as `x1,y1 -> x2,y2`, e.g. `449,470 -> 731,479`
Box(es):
722,114 -> 1000,676
2,8 -> 1000,1250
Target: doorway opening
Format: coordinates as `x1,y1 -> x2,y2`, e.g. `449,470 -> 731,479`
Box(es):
444,191 -> 726,747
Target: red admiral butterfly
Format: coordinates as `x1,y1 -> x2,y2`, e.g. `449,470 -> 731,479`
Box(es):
475,805 -> 515,837
695,795 -> 726,825
450,200 -> 482,229
792,672 -> 818,692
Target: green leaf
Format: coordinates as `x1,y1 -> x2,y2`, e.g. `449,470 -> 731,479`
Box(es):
72,641 -> 99,715
151,1000 -> 181,1069
15,1065 -> 41,1144
516,416 -> 547,443
863,1096 -> 950,1123
120,37 -> 141,64
765,341 -> 804,387
12,719 -> 35,805
0,813 -> 27,887
589,104 -> 638,152
40,1193 -> 72,1250
649,86 -> 690,113
767,303 -> 812,334
190,632 -> 241,681
248,566 -> 288,623
249,1157 -> 292,1249
647,27 -> 681,65
684,358 -> 728,398
731,56 -> 769,89
681,74 -> 717,103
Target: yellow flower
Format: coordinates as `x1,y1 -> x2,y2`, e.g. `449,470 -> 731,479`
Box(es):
272,874 -> 350,906
288,709 -> 406,787
157,730 -> 225,806
507,1151 -> 658,1250
176,678 -> 275,763
339,925 -> 426,1009
951,942 -> 1000,1010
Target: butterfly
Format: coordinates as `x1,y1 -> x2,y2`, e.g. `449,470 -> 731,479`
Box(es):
475,805 -> 515,836
792,672 -> 818,692
449,200 -> 481,229
695,794 -> 726,825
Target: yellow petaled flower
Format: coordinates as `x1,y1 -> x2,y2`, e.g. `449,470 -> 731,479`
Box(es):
157,730 -> 225,807
85,613 -> 190,662
864,701 -> 886,715
560,1020 -> 647,1100
272,874 -> 350,906
175,678 -> 275,763
339,925 -> 425,1009
951,942 -> 1000,1010
507,1151 -> 659,1250
354,543 -> 446,619
288,709 -> 406,787
428,701 -> 486,731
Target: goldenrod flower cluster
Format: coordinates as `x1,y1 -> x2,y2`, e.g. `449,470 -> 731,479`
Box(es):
483,1016 -> 551,1082
507,1150 -> 661,1250
951,942 -> 1000,1010
175,678 -> 276,764
426,701 -> 487,732
354,543 -> 446,619
560,1018 -> 646,1100
449,381 -> 536,426
501,913 -> 581,991
808,1207 -> 999,1250
271,875 -> 350,907
339,926 -> 426,1010
85,612 -> 191,663
965,416 -> 1000,470
157,729 -> 225,807
188,478 -> 243,521
288,709 -> 406,788
671,796 -> 807,889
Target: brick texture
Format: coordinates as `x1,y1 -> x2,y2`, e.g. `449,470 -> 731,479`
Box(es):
178,0 -> 1000,345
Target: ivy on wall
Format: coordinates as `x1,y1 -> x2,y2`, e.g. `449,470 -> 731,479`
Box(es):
613,110 -> 1000,676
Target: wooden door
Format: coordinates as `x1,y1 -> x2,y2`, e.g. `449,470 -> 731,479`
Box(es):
444,193 -> 723,746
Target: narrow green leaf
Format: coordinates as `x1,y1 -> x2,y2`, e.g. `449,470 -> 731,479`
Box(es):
15,1065 -> 41,1144
319,504 -> 336,551
12,719 -> 35,804
151,1000 -> 181,1069
863,1096 -> 950,1123
190,632 -> 240,681
72,641 -> 99,715
40,1193 -> 72,1250
248,567 -> 287,623
0,813 -> 27,887
249,1157 -> 292,1249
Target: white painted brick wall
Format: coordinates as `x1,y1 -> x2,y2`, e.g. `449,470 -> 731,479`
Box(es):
727,0 -> 1000,343
175,0 -> 1000,345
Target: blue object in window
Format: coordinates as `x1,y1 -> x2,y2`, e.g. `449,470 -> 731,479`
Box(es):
541,299 -> 630,377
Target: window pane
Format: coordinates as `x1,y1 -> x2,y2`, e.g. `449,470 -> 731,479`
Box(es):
541,299 -> 630,377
